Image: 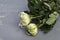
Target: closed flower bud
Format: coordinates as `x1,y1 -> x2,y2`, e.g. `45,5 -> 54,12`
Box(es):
27,23 -> 38,36
20,12 -> 31,26
46,12 -> 59,25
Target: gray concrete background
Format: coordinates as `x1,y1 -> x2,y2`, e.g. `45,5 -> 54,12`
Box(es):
0,0 -> 60,40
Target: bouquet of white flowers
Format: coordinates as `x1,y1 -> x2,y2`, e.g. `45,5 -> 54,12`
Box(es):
19,0 -> 60,36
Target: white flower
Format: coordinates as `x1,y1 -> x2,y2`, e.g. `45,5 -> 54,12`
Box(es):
20,12 -> 31,26
27,23 -> 38,36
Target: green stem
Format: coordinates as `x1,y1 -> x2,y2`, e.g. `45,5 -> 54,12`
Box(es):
31,15 -> 42,19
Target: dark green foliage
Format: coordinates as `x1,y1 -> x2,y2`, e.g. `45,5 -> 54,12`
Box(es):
27,0 -> 60,33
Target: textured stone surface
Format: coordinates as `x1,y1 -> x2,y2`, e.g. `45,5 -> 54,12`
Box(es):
0,0 -> 60,40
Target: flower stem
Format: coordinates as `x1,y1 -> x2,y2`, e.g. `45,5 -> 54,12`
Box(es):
31,15 -> 42,19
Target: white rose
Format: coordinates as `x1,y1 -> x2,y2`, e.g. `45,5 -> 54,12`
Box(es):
27,23 -> 38,36
20,12 -> 31,26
